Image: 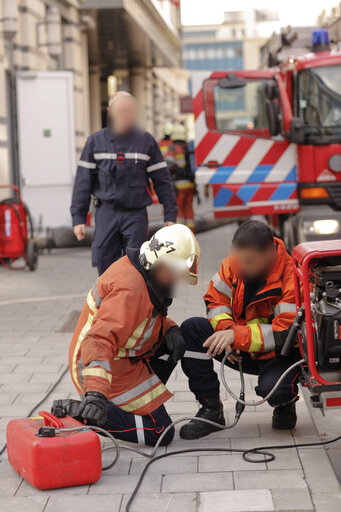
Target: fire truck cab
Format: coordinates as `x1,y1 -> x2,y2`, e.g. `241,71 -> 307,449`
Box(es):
193,29 -> 341,248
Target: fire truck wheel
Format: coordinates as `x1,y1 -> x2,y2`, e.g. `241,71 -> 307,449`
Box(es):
26,239 -> 39,271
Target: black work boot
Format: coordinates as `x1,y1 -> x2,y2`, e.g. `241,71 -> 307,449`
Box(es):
179,397 -> 225,440
272,398 -> 298,430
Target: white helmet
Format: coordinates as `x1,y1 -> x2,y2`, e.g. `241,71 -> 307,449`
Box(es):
140,224 -> 200,285
163,122 -> 173,137
171,123 -> 186,141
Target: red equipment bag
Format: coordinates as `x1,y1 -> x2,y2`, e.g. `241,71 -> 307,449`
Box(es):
6,411 -> 102,490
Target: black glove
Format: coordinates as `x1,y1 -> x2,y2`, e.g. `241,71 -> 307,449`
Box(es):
77,392 -> 108,426
164,326 -> 186,365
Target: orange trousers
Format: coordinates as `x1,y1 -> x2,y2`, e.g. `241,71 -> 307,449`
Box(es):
176,187 -> 195,231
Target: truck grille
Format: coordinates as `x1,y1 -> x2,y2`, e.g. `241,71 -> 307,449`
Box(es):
327,183 -> 341,210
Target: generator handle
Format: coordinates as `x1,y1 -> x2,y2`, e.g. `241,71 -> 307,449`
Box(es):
0,184 -> 21,203
281,307 -> 305,357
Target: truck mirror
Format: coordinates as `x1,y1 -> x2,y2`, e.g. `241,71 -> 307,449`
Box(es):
218,73 -> 246,89
265,81 -> 279,100
266,99 -> 281,136
288,117 -> 305,144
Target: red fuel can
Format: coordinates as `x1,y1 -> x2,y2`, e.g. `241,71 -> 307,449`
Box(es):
7,411 -> 102,490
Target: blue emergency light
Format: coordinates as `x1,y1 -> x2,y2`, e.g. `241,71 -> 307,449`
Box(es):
312,29 -> 330,48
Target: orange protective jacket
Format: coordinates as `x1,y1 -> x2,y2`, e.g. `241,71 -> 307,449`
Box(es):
205,237 -> 296,359
69,254 -> 175,416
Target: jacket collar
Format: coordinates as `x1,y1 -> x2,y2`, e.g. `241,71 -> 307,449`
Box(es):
126,248 -> 172,316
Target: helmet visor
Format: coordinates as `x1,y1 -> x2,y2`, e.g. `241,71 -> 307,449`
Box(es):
186,254 -> 199,285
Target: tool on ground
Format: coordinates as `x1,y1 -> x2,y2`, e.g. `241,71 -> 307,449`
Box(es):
0,184 -> 38,270
5,241 -> 341,508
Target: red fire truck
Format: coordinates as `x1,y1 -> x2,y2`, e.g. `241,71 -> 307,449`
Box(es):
193,29 -> 341,248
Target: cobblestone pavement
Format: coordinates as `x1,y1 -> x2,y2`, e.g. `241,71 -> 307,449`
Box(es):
0,224 -> 341,512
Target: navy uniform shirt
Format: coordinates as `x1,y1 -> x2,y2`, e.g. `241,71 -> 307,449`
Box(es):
70,126 -> 177,226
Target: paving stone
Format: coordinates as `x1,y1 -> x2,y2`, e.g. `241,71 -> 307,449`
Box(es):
0,392 -> 18,405
100,457 -> 130,476
311,492 -> 341,512
16,480 -> 89,497
14,363 -> 63,373
298,449 -> 341,493
265,449 -> 302,471
0,496 -> 48,512
45,494 -> 122,512
120,492 -> 196,512
130,455 -> 197,474
234,469 -> 307,490
0,373 -> 32,384
0,475 -> 22,496
88,474 -> 162,495
162,471 -> 233,493
165,401 -> 198,415
0,382 -> 50,394
272,488 -> 314,510
165,435 -> 230,455
199,453 -> 267,472
197,489 -> 274,512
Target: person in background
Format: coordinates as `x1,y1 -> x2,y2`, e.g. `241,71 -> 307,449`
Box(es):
170,123 -> 196,232
158,122 -> 176,173
70,91 -> 177,275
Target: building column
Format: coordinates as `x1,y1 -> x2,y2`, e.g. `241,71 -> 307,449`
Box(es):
130,67 -> 153,133
89,65 -> 101,133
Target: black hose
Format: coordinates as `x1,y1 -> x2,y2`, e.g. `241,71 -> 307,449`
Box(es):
0,366 -> 69,457
125,434 -> 341,511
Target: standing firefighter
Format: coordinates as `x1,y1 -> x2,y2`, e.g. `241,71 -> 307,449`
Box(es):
158,122 -> 175,172
171,124 -> 196,232
71,92 -> 177,275
69,225 -> 200,446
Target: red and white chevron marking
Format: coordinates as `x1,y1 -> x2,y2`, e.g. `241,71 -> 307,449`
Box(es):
192,72 -> 297,186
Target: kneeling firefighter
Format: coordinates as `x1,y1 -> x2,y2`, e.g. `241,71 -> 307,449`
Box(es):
180,220 -> 300,440
68,224 -> 200,446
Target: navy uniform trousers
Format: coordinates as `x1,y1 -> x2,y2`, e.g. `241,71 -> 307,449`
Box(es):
92,203 -> 148,275
181,317 -> 301,407
103,353 -> 176,446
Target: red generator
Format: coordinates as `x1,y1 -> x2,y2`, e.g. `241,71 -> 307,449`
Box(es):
0,184 -> 38,270
7,411 -> 102,490
282,240 -> 341,413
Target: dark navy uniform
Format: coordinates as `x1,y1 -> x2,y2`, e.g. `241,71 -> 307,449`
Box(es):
71,127 -> 177,274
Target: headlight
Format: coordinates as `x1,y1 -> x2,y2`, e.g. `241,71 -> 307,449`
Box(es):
309,219 -> 340,235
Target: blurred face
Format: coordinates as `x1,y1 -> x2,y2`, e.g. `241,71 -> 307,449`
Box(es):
231,244 -> 277,283
152,262 -> 183,292
108,95 -> 136,135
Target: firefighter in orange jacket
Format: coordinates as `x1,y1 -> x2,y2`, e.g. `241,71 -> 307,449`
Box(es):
171,124 -> 196,232
69,224 -> 200,446
180,220 -> 299,440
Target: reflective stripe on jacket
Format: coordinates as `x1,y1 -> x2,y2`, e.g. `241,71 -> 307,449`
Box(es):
69,256 -> 175,415
204,237 -> 296,360
159,138 -> 176,171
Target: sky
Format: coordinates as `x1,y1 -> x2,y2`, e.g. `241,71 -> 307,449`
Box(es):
181,0 -> 338,27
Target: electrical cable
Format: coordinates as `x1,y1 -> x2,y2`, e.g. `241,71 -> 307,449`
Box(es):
123,433 -> 341,511
221,355 -> 305,407
0,365 -> 69,457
